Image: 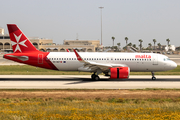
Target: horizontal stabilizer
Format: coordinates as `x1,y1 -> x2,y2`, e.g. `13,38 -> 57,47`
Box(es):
5,55 -> 29,61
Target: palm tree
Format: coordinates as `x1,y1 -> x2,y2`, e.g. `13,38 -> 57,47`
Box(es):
157,43 -> 161,50
148,43 -> 152,50
127,42 -> 132,46
153,39 -> 157,50
117,43 -> 120,51
166,38 -> 170,51
125,37 -> 128,51
139,39 -> 143,51
132,44 -> 136,49
112,36 -> 115,49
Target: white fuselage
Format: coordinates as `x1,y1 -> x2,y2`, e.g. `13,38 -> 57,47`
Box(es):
47,52 -> 177,72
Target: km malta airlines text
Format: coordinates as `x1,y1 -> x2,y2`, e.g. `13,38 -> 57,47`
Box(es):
3,24 -> 177,80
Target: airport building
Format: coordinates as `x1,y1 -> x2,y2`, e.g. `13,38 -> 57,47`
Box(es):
0,28 -> 100,52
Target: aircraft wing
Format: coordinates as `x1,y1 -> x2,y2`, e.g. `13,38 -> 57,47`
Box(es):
73,49 -> 127,72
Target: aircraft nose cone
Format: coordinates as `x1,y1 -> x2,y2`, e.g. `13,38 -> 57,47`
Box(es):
172,62 -> 177,69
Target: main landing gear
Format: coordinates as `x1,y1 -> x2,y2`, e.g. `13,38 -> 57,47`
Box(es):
151,72 -> 156,80
91,73 -> 100,80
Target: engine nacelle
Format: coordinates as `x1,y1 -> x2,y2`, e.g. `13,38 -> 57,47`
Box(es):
109,67 -> 130,79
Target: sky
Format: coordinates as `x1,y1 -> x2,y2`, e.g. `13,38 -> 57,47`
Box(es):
1,0 -> 180,47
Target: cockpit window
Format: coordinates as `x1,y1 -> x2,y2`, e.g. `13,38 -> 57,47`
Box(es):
164,58 -> 171,61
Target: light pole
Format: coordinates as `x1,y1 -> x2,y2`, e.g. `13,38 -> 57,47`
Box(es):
99,7 -> 104,45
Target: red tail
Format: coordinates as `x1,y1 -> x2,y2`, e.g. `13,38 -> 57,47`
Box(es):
7,24 -> 38,53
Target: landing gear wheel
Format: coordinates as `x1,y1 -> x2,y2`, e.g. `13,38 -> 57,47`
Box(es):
94,75 -> 100,80
151,72 -> 156,80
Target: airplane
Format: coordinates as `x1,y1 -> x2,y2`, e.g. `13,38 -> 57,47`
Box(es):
3,24 -> 177,80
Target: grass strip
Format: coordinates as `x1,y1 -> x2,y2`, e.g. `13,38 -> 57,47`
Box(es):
0,98 -> 180,119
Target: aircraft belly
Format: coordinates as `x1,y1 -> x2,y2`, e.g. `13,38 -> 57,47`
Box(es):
53,61 -> 82,71
128,62 -> 154,72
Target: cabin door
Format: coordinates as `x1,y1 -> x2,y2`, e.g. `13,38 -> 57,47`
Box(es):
153,55 -> 158,65
38,54 -> 43,64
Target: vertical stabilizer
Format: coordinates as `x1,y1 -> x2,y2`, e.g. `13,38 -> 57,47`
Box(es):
7,24 -> 38,53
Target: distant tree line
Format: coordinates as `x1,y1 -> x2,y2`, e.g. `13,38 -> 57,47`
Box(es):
110,36 -> 172,51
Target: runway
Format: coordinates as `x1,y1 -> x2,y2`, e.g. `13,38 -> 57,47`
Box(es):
0,54 -> 179,89
0,75 -> 180,89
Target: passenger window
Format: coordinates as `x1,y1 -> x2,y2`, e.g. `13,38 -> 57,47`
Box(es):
64,58 -> 66,60
52,58 -> 53,60
130,59 -> 131,60
127,59 -> 129,60
104,58 -> 106,60
107,58 -> 109,60
62,58 -> 63,60
99,58 -> 101,60
69,58 -> 71,60
67,58 -> 68,60
97,58 -> 98,60
132,59 -> 134,60
122,59 -> 124,60
125,59 -> 126,60
84,58 -> 86,60
89,58 -> 91,60
74,58 -> 76,60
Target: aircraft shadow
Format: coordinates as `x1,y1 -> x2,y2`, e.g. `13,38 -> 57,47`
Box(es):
0,78 -> 180,83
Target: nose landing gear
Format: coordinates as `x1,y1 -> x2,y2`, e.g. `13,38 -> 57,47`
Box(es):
151,72 -> 156,80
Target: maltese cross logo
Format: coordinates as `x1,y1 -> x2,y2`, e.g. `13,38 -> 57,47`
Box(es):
11,33 -> 27,52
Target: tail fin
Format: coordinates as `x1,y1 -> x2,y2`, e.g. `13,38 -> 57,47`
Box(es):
7,24 -> 38,53
66,49 -> 70,52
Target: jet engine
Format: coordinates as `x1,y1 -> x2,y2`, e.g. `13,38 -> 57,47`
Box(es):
109,67 -> 130,79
